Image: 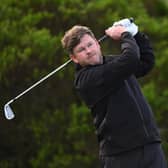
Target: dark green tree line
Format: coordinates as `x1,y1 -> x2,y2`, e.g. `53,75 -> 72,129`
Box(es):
0,0 -> 168,167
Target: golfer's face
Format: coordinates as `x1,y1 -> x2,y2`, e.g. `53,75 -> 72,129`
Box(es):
71,34 -> 102,66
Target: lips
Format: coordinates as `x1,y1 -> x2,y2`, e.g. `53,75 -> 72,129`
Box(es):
88,53 -> 95,59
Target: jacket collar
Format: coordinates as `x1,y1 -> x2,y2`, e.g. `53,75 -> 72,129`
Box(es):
75,56 -> 106,72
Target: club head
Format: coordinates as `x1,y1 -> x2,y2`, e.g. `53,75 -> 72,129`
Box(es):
4,104 -> 15,120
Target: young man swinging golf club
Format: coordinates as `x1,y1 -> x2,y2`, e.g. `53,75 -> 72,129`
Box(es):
61,18 -> 167,168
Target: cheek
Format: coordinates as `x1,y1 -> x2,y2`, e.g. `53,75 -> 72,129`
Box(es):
97,44 -> 101,51
75,54 -> 86,63
94,46 -> 100,55
78,52 -> 87,59
94,44 -> 101,52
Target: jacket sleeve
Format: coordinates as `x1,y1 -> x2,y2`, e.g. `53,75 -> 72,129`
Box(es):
134,32 -> 155,78
102,32 -> 140,86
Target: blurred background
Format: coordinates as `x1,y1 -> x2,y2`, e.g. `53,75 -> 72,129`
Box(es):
0,0 -> 168,167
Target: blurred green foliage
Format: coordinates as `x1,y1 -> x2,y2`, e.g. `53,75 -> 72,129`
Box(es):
0,0 -> 168,167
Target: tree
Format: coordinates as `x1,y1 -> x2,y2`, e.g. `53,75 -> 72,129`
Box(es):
0,0 -> 168,167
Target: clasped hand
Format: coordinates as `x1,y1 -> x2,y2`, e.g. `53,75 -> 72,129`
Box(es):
105,18 -> 138,40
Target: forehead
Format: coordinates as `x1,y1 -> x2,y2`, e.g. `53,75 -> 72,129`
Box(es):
77,34 -> 96,46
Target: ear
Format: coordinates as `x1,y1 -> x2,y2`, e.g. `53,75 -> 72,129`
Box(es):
70,54 -> 79,64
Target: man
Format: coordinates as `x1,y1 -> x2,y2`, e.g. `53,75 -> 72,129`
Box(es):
61,19 -> 167,168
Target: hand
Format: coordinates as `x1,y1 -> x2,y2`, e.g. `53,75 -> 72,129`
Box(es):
113,18 -> 138,36
105,25 -> 127,40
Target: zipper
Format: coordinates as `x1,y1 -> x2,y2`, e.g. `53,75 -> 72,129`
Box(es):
125,79 -> 149,137
136,103 -> 149,137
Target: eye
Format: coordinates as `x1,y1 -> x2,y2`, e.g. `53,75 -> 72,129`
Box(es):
76,47 -> 85,53
87,42 -> 93,47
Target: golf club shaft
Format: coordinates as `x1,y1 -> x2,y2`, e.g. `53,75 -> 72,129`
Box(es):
9,59 -> 72,104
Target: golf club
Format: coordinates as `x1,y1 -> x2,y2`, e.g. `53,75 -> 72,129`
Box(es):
3,33 -> 108,120
4,59 -> 72,120
4,17 -> 134,120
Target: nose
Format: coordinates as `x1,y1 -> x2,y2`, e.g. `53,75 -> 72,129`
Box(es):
85,46 -> 91,54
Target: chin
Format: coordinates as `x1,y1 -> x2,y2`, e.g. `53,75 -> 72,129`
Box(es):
91,61 -> 101,65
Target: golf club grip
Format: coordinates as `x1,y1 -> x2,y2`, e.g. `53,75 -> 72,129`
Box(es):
98,17 -> 134,42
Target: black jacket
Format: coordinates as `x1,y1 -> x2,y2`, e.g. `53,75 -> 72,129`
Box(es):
74,32 -> 161,156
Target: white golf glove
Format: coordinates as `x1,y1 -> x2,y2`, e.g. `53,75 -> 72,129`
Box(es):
113,18 -> 138,36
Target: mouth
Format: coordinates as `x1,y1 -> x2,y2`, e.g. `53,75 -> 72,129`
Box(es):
88,53 -> 95,59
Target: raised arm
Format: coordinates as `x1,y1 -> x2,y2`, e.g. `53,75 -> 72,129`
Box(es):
134,32 -> 155,78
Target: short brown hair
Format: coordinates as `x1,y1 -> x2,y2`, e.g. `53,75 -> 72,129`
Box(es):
61,25 -> 95,54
